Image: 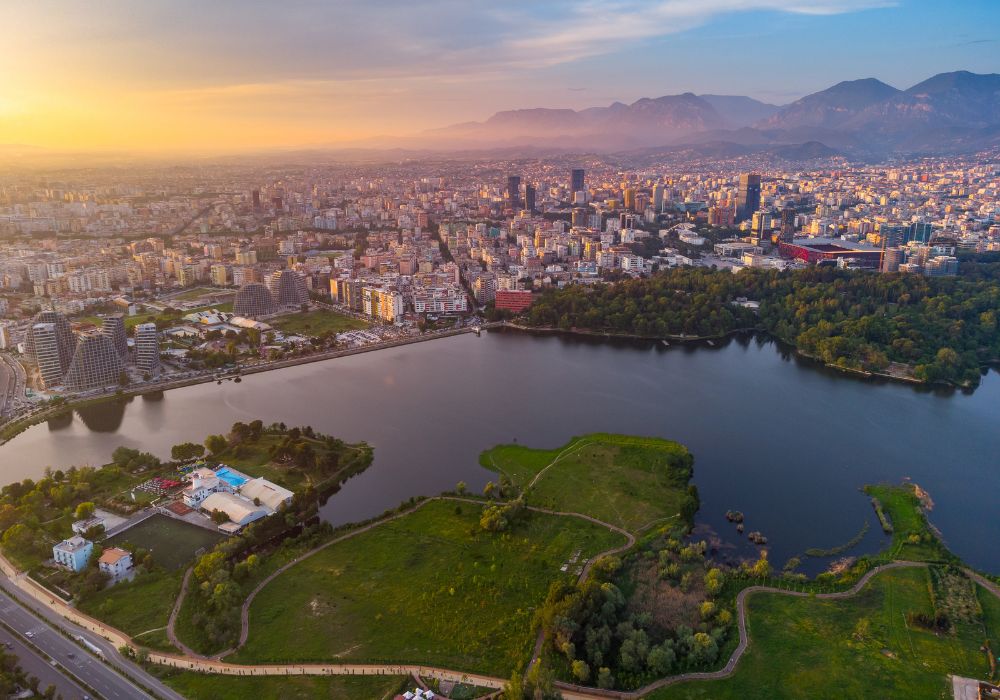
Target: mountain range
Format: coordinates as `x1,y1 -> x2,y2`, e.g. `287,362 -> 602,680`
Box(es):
415,71 -> 1000,157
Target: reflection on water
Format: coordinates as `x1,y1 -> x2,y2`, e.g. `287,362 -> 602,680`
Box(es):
1,331 -> 997,573
76,397 -> 133,432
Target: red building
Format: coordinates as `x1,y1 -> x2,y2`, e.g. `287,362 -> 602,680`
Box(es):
495,290 -> 533,313
778,238 -> 882,268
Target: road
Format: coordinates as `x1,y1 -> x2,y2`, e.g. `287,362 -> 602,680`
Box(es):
0,578 -> 185,700
0,624 -> 90,699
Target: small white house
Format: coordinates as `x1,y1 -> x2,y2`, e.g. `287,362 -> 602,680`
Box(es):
98,547 -> 133,579
52,536 -> 93,572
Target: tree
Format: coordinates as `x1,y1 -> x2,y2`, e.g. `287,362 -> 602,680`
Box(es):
204,434 -> 228,455
455,481 -> 467,495
171,442 -> 205,461
750,550 -> 772,579
210,509 -> 229,525
571,659 -> 590,682
596,666 -> 614,689
74,501 -> 96,520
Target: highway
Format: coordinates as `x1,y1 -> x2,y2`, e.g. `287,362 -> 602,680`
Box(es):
0,579 -> 185,700
0,624 -> 90,699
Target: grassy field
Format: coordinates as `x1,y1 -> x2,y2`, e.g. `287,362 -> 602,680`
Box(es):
482,433 -> 693,533
270,309 -> 368,337
210,434 -> 312,491
77,569 -> 184,640
106,514 -> 223,570
232,499 -> 626,675
650,566 -> 1000,700
865,484 -> 953,563
151,666 -> 406,700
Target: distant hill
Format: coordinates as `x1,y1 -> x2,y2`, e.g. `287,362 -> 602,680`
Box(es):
413,71 -> 1000,157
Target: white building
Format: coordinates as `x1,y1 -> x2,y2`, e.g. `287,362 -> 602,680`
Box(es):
52,536 -> 93,572
239,478 -> 294,512
201,492 -> 268,530
98,547 -> 133,579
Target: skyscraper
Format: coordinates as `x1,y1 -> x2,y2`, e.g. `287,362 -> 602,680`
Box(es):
524,184 -> 536,213
736,173 -> 761,223
134,323 -> 161,377
32,323 -> 66,388
623,188 -> 636,211
571,169 -> 585,194
908,221 -> 933,244
233,282 -> 277,318
101,315 -> 128,361
780,206 -> 796,243
506,175 -> 521,208
652,184 -> 664,212
266,270 -> 309,308
63,332 -> 123,392
26,310 -> 76,373
251,189 -> 261,210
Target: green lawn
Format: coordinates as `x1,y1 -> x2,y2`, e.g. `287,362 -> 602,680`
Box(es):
211,435 -> 312,491
232,499 -> 627,675
482,433 -> 693,534
864,484 -> 953,563
650,566 -> 1000,700
270,309 -> 368,337
151,666 -> 406,700
77,569 -> 184,639
106,514 -> 223,571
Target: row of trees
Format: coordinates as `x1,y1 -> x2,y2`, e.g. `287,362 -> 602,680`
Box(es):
521,266 -> 1000,386
0,647 -> 60,699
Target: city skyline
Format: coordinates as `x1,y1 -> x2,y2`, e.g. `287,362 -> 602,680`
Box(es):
1,0 -> 997,154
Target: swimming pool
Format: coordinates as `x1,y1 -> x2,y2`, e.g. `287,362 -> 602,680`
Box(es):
215,466 -> 249,488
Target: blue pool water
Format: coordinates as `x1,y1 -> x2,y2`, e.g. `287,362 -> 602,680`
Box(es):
215,466 -> 248,488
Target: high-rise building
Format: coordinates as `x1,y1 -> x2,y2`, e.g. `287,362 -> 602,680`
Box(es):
652,184 -> 664,212
623,188 -> 636,211
25,311 -> 76,371
736,173 -> 761,222
101,315 -> 128,362
266,270 -> 309,308
210,264 -> 229,286
32,323 -> 66,388
571,208 -> 588,227
362,287 -> 403,323
233,282 -> 276,318
63,332 -> 123,392
251,189 -> 261,210
881,247 -> 904,273
570,169 -> 585,194
134,323 -> 161,377
330,278 -> 364,311
506,175 -> 521,208
779,206 -> 796,243
524,184 -> 536,213
908,222 -> 933,244
880,224 -> 907,249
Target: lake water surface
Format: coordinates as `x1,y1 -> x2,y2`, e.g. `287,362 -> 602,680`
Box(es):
1,330 -> 997,573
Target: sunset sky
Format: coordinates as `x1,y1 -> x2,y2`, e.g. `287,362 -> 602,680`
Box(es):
1,0 -> 997,154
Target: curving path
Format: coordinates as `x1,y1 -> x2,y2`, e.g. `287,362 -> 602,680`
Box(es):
551,561 -> 927,699
223,495 -> 634,657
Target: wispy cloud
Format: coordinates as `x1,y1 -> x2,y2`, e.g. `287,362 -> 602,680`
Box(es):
508,0 -> 895,65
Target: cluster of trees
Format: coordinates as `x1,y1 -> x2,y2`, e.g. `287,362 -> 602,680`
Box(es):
201,421 -> 348,477
0,464 -> 132,565
536,551 -> 732,691
522,266 -> 1000,386
0,647 -> 59,699
110,446 -> 162,471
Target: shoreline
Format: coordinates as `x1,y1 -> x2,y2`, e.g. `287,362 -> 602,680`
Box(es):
0,325 -> 492,446
500,322 -> 965,390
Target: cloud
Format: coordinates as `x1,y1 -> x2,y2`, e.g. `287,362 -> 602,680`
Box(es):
508,0 -> 895,65
2,0 -> 894,90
